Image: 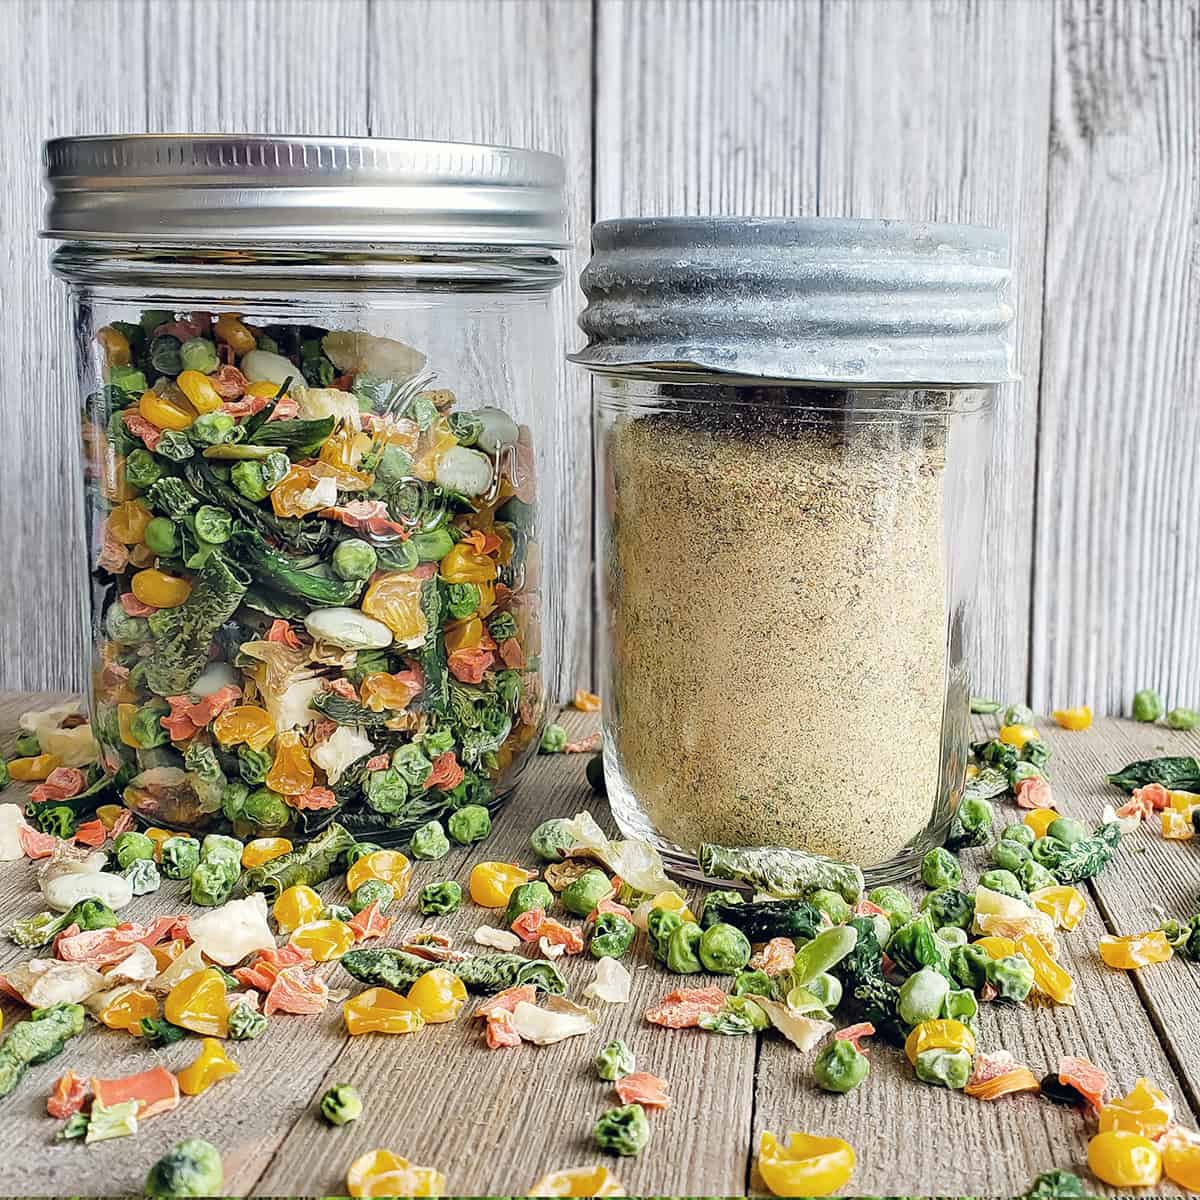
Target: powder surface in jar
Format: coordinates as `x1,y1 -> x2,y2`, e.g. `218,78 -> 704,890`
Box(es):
606,407 -> 947,869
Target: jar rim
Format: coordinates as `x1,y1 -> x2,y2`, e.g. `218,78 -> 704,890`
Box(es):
42,134 -> 569,250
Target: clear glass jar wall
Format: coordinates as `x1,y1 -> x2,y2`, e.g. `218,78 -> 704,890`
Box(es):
593,376 -> 995,883
55,244 -> 562,841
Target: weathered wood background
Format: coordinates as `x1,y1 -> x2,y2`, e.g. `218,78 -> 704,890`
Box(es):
2,0 -> 1197,715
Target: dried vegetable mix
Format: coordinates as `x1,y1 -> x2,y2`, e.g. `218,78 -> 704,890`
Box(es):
4,693 -> 1200,1197
84,311 -> 544,843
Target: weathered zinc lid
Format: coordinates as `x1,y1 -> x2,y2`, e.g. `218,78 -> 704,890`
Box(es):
42,134 -> 568,249
570,216 -> 1017,386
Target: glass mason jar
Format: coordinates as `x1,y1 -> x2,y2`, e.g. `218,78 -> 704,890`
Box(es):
572,217 -> 1015,883
43,135 -> 566,842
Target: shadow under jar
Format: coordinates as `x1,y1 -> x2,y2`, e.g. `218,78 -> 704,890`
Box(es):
572,217 -> 1016,884
42,134 -> 567,842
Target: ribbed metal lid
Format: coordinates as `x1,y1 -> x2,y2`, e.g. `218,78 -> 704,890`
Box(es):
570,217 -> 1017,385
42,134 -> 568,249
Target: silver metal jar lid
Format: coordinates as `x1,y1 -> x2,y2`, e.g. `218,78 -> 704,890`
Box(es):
42,134 -> 568,249
570,216 -> 1017,386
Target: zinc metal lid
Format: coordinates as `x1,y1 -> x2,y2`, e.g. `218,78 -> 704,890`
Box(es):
42,134 -> 569,249
570,216 -> 1018,386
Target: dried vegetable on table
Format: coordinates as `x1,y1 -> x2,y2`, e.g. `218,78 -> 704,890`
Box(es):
4,699 -> 1200,1197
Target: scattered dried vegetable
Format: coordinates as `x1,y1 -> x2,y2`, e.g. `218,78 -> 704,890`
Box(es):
1,696 -> 1198,1196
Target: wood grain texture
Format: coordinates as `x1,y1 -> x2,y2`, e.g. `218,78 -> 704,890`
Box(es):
594,0 -> 823,218
811,0 -> 1054,702
252,706 -> 755,1197
144,0 -> 371,135
754,713 -> 1195,1198
1021,713 -> 1200,1117
2,691 -> 1200,1195
0,1 -> 147,694
1031,0 -> 1200,714
0,697 -> 755,1196
0,0 -> 591,700
368,0 -> 596,699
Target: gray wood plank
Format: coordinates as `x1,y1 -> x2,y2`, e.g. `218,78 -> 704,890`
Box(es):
0,695 -> 754,1196
1031,0 -> 1200,713
0,1 -> 147,695
752,714 -> 1193,1196
0,686 -> 371,1197
367,0 -> 596,699
144,0 -> 371,135
251,704 -> 756,1197
594,0 -> 823,218
815,0 -> 1054,703
1019,713 -> 1200,1117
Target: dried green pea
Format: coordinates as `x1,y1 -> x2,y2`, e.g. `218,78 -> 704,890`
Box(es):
731,969 -> 774,998
1132,688 -> 1164,723
506,881 -> 554,926
418,881 -> 462,916
1001,822 -> 1036,848
915,1047 -> 972,1089
595,1039 -> 635,1081
448,804 -> 491,845
920,887 -> 974,930
114,831 -> 155,870
986,954 -> 1035,1002
934,925 -> 968,953
666,921 -> 704,974
813,1039 -> 869,1093
590,912 -> 636,960
943,985 -> 978,1024
408,820 -> 449,861
190,861 -> 236,907
920,847 -> 962,890
646,908 -> 683,963
530,818 -> 574,862
351,880 -> 394,914
561,869 -> 612,917
1018,859 -> 1058,892
123,859 -> 161,896
160,836 -> 200,880
698,922 -> 752,974
867,885 -> 913,932
949,943 -> 991,992
320,1084 -> 362,1126
1166,700 -> 1195,729
898,967 -> 950,1025
991,838 -> 1031,872
593,1103 -> 650,1157
1047,817 -> 1087,847
538,723 -> 567,753
978,868 -> 1025,900
809,888 -> 850,925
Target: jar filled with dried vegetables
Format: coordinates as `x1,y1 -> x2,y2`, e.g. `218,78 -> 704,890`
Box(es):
44,135 -> 565,841
571,217 -> 1014,881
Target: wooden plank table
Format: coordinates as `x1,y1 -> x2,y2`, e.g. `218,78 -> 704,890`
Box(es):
2,689 -> 1199,1197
